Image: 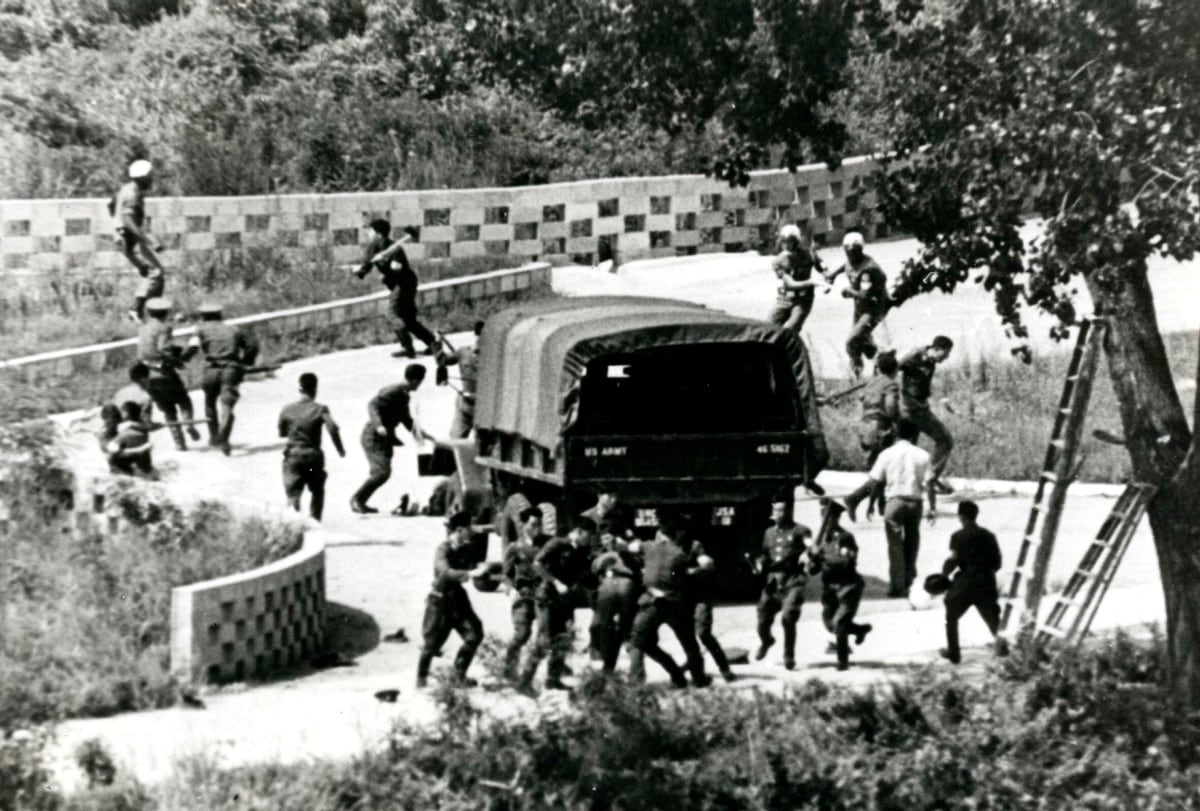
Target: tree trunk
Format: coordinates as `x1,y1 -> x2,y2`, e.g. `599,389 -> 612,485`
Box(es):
1085,261 -> 1200,714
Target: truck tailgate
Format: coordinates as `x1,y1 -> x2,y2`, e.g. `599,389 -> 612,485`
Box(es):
564,432 -> 809,484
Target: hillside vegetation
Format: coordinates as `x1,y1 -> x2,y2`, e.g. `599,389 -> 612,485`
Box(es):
0,0 -> 886,199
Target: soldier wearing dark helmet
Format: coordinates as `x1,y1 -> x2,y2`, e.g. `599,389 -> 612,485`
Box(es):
187,302 -> 260,455
135,297 -> 200,451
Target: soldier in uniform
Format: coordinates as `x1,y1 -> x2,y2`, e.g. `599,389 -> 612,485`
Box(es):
858,350 -> 900,518
350,364 -> 427,514
103,401 -> 156,477
278,373 -> 346,521
767,224 -> 825,339
502,507 -> 549,680
355,219 -> 438,359
580,492 -> 635,545
899,335 -> 956,493
627,517 -> 711,688
111,159 -> 166,322
590,530 -> 641,673
940,500 -> 1007,663
754,499 -> 813,670
824,232 -> 889,378
517,518 -> 596,692
112,362 -> 154,423
808,506 -> 873,671
436,321 -> 482,438
187,302 -> 260,455
136,298 -> 200,451
416,510 -> 490,688
686,534 -> 736,682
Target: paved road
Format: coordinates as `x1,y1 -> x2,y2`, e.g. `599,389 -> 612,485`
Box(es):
47,233 -> 1192,788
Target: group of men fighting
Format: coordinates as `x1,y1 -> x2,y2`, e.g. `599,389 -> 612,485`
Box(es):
103,161 -> 1005,687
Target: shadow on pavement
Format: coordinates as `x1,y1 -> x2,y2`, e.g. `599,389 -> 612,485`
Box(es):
325,601 -> 382,661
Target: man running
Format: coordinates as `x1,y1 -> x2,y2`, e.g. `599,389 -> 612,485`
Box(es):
824,232 -> 889,377
355,219 -> 438,358
188,302 -> 260,455
278,373 -> 346,521
809,511 -> 873,672
940,500 -> 1008,663
899,335 -> 956,493
435,321 -> 482,438
767,224 -> 825,339
754,499 -> 813,670
350,364 -> 427,514
136,298 -> 200,451
858,350 -> 900,518
111,159 -> 166,323
502,507 -> 550,680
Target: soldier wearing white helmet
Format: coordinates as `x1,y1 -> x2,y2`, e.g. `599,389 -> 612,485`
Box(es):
110,159 -> 166,323
767,223 -> 825,339
824,231 -> 890,378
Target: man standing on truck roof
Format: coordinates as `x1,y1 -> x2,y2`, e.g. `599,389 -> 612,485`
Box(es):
354,219 -> 439,359
278,373 -> 346,522
517,518 -> 596,692
823,231 -> 889,378
502,507 -> 550,681
350,364 -> 427,514
754,499 -> 813,671
136,297 -> 201,451
111,159 -> 166,323
435,321 -> 483,438
416,511 -> 492,688
899,335 -> 956,494
842,419 -> 938,600
627,516 -> 711,689
767,224 -> 826,339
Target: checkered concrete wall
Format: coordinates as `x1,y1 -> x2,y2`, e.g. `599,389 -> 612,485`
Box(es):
0,156 -> 884,277
169,528 -> 331,685
0,262 -> 553,384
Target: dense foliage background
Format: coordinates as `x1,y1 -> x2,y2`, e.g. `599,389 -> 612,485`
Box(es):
0,0 -> 888,198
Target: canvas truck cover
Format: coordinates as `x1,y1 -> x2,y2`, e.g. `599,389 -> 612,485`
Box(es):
474,296 -> 828,469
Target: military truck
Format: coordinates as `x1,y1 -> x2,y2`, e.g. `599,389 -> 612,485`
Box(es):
430,295 -> 827,596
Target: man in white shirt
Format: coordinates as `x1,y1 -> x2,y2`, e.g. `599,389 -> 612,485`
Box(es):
841,419 -> 937,599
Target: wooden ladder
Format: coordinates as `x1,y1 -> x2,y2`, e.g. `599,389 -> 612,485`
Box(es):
1036,482 -> 1156,644
999,318 -> 1106,636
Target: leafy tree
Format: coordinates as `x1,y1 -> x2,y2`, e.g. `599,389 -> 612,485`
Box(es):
870,0 -> 1200,711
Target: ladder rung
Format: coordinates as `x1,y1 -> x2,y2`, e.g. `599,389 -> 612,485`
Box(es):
1040,472 -> 1059,483
1049,439 -> 1066,449
1074,568 -> 1099,580
1038,624 -> 1068,639
1059,408 -> 1073,415
1065,374 -> 1079,382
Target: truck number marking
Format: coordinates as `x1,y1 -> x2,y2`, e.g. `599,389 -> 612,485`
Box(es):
756,444 -> 790,454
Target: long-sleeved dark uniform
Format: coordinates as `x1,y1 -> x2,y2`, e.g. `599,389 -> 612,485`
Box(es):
518,537 -> 592,688
628,537 -> 708,687
590,543 -> 641,672
352,383 -> 417,508
417,539 -> 484,684
136,319 -> 197,450
356,236 -> 437,356
104,420 -> 154,476
810,529 -> 871,668
899,348 -> 954,478
687,540 -> 733,678
278,397 -> 341,521
767,245 -> 820,337
942,524 -> 1003,662
502,535 -> 547,678
190,320 -> 259,450
756,521 -> 812,668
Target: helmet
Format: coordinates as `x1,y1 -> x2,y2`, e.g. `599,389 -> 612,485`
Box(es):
145,297 -> 172,312
842,231 -> 865,249
923,573 -> 951,596
779,224 -> 802,242
128,160 -> 153,179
